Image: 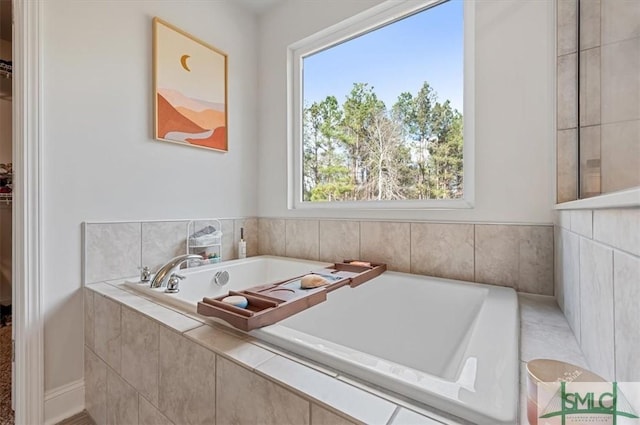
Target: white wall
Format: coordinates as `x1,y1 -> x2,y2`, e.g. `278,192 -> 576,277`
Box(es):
42,1 -> 258,391
257,0 -> 556,224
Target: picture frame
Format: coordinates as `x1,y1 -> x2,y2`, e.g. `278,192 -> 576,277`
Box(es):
153,17 -> 228,152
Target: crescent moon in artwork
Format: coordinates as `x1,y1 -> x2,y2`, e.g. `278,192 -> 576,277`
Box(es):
180,55 -> 191,72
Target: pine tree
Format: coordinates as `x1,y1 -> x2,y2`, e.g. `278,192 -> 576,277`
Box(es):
303,81 -> 463,202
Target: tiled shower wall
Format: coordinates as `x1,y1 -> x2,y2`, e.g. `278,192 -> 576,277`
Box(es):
556,0 -> 640,201
554,208 -> 640,382
258,218 -> 554,295
555,0 -> 640,382
83,218 -> 257,284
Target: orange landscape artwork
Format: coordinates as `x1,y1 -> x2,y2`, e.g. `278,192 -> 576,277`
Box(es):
153,18 -> 228,152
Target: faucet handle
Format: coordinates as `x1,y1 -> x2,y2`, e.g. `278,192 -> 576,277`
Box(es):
140,266 -> 151,282
165,273 -> 184,294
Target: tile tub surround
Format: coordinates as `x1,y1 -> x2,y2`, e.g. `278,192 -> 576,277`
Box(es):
85,281 -> 587,425
84,218 -> 553,295
259,218 -> 554,295
555,208 -> 640,382
84,282 -> 431,425
84,280 -> 585,425
83,218 -> 258,284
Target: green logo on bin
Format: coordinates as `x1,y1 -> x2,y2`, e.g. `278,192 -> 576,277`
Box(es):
539,382 -> 639,424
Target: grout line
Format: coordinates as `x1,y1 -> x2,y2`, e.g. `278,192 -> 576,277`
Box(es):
358,221 -> 362,261
473,224 -> 476,282
597,117 -> 640,126
138,222 -> 143,272
214,354 -> 218,425
598,15 -> 602,134
557,50 -> 578,60
249,349 -> 277,371
576,0 -> 581,196
551,224 -> 556,297
105,361 -> 110,424
156,319 -> 161,412
577,45 -> 600,54
355,221 -> 360,264
558,222 -> 639,259
118,303 -> 123,379
316,219 -> 319,261
408,222 -> 412,274
385,406 -> 401,425
81,223 -> 87,287
578,231 -> 583,349
611,248 -> 616,381
578,123 -> 601,129
599,35 -> 640,49
282,218 -> 287,257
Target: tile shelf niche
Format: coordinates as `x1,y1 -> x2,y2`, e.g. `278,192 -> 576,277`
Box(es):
556,0 -> 640,206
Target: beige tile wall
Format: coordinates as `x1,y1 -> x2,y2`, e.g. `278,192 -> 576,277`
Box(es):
84,222 -> 142,283
85,217 -> 554,296
410,223 -> 474,281
318,220 -> 360,263
84,218 -> 258,283
259,218 -> 554,295
555,208 -> 640,381
141,221 -> 189,273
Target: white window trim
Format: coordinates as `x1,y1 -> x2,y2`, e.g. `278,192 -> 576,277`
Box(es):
287,0 -> 475,210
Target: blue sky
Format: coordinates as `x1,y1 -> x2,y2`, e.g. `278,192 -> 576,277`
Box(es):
303,0 -> 463,112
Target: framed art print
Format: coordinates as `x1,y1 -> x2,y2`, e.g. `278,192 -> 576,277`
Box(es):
153,17 -> 228,152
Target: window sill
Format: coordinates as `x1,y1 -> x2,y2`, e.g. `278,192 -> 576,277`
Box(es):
555,187 -> 640,210
291,198 -> 474,210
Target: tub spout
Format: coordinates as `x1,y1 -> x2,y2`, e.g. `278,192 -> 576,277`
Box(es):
150,254 -> 203,288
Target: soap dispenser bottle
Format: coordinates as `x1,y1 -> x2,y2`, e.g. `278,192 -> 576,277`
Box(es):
238,227 -> 247,259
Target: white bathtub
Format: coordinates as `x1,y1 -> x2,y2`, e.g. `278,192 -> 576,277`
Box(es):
125,255 -> 518,425
125,256 -> 333,313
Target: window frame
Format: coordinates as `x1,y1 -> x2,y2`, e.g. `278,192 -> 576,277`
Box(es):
287,0 -> 475,210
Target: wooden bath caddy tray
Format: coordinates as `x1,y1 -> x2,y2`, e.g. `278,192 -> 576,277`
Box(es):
197,261 -> 386,331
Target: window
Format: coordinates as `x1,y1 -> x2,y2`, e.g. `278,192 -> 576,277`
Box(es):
289,0 -> 473,209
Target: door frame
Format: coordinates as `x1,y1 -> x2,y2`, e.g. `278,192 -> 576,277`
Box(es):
12,0 -> 45,423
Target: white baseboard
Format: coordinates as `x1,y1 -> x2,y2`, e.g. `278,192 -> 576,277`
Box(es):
44,379 -> 85,425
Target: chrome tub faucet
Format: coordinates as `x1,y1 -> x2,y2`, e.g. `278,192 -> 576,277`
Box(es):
150,254 -> 203,289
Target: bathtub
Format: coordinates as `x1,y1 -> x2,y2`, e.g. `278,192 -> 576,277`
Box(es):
124,255 -> 518,425
126,256 -> 333,313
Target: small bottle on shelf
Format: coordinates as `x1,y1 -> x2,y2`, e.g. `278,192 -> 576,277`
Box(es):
238,227 -> 247,259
